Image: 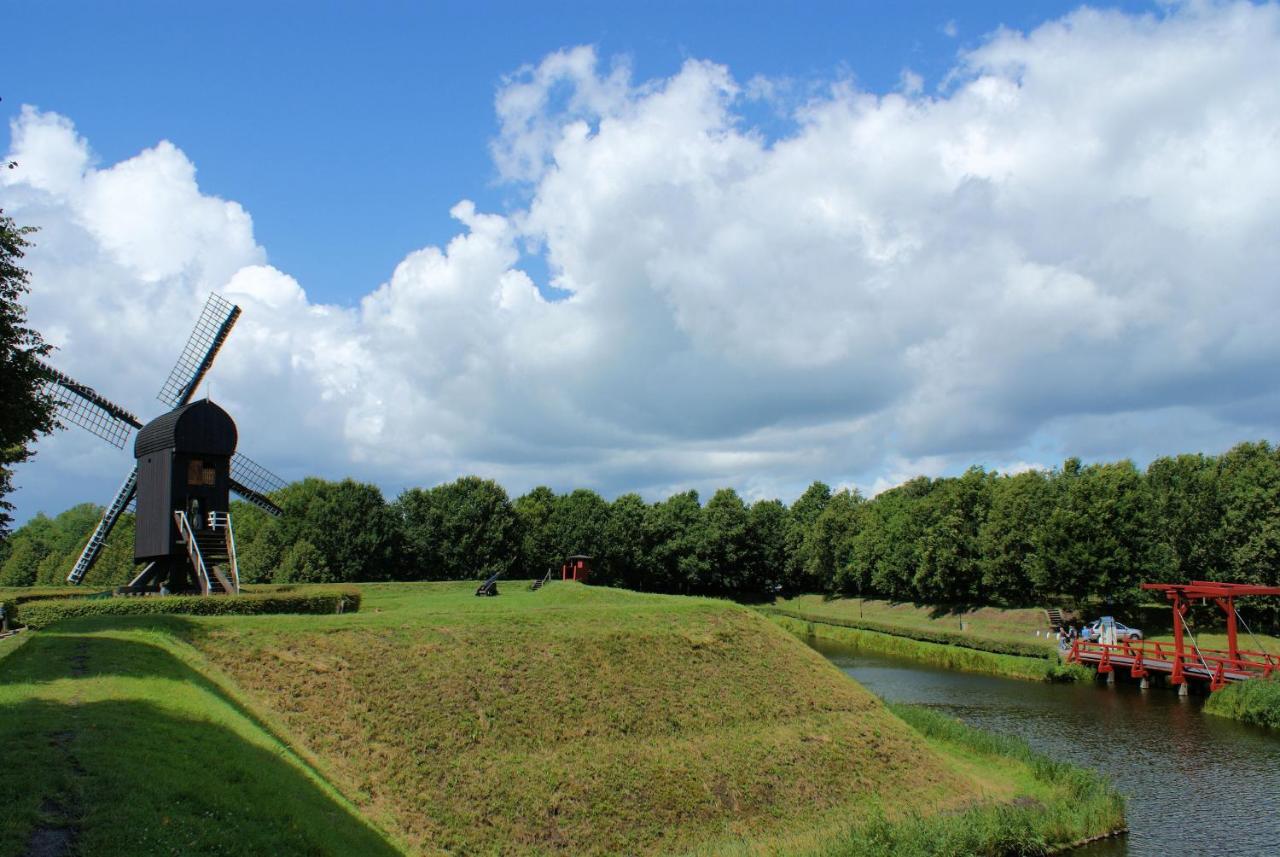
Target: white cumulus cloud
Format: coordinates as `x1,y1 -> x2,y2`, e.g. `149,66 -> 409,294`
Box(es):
5,1 -> 1280,519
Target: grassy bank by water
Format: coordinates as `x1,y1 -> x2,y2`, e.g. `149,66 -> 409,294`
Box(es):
690,701 -> 1124,857
2,581 -> 1121,854
768,614 -> 1085,683
1204,676 -> 1280,730
770,596 -> 1059,656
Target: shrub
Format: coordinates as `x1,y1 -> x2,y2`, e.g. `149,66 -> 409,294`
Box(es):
10,587 -> 361,630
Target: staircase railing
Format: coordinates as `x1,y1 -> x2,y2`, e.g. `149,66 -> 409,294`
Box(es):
174,510 -> 213,595
207,511 -> 239,593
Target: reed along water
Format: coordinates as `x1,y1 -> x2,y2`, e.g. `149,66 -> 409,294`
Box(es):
809,638 -> 1280,856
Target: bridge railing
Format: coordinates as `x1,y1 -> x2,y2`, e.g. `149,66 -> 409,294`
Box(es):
1068,638 -> 1278,686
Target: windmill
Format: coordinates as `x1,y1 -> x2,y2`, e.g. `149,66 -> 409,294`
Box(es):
38,293 -> 286,595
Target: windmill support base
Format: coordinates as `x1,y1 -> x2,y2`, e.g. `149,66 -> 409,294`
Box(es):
119,559 -> 206,596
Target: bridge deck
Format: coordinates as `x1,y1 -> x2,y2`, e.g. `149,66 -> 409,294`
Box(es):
1068,639 -> 1278,689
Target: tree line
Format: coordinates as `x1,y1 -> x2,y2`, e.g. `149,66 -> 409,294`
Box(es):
4,442 -> 1280,618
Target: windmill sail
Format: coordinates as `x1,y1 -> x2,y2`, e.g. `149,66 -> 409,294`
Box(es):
156,293 -> 241,409
230,452 -> 286,516
67,468 -> 138,584
39,361 -> 143,449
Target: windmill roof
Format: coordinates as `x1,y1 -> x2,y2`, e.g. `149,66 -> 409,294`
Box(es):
134,399 -> 238,458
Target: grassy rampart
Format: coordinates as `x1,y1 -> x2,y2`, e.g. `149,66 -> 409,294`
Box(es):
1,582 -> 1121,854
688,702 -> 1124,856
0,624 -> 400,857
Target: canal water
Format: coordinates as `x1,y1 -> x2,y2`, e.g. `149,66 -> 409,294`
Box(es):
809,637 -> 1280,856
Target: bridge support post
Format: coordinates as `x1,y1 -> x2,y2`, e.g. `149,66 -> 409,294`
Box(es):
1106,670 -> 1115,685
1178,682 -> 1189,697
1140,677 -> 1149,690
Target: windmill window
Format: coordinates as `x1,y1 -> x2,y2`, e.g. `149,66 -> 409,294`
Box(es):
187,460 -> 217,486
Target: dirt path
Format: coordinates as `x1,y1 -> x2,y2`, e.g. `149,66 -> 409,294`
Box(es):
23,639 -> 89,857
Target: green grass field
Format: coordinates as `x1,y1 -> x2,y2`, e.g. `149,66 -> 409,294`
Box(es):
0,582 -> 1122,855
771,596 -> 1060,654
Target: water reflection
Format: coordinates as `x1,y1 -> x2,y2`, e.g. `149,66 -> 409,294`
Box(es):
810,637 -> 1280,857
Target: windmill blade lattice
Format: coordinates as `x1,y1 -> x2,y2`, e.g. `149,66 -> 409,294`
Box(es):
39,361 -> 143,449
156,293 -> 241,409
67,467 -> 138,584
231,452 -> 287,516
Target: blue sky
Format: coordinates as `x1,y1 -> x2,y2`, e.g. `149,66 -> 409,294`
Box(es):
7,0 -> 1151,304
5,1 -> 1279,521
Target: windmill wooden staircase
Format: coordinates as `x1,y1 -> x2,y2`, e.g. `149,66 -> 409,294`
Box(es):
175,511 -> 239,595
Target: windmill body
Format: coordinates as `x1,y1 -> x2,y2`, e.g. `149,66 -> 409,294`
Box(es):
133,400 -> 239,593
38,293 -> 286,595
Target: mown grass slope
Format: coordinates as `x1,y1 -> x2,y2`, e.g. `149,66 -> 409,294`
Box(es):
174,583 -> 973,855
173,582 -> 1109,855
2,582 -> 1122,855
0,625 -> 398,857
772,595 -> 1058,653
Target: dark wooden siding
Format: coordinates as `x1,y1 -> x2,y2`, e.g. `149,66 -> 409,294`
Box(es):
134,452 -> 174,560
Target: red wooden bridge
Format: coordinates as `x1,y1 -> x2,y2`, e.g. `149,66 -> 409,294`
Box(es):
1066,581 -> 1280,692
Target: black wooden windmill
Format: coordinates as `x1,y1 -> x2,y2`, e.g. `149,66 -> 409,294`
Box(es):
38,293 -> 286,595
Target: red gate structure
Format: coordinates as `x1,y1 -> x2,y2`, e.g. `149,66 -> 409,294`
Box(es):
1067,581 -> 1280,692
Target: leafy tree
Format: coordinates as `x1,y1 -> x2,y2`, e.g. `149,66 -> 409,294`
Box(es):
397,476 -> 517,579
644,490 -> 704,594
0,512 -> 55,585
744,499 -> 789,596
513,486 -> 558,577
1217,442 -> 1280,593
549,488 -> 610,566
601,493 -> 647,589
1145,453 -> 1223,582
274,539 -> 333,583
699,488 -> 750,594
227,500 -> 281,583
807,489 -> 864,594
852,478 -> 932,600
1035,460 -> 1152,608
979,470 -> 1053,605
912,468 -> 992,604
784,481 -> 831,594
0,210 -> 57,537
272,478 -> 401,582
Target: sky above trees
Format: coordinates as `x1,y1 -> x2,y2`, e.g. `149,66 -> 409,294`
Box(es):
3,1 -> 1279,521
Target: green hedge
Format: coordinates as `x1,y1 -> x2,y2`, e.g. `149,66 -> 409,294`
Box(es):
9,587 -> 361,630
0,587 -> 111,606
761,606 -> 1056,659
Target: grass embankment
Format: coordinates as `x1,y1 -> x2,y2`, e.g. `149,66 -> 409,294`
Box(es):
2,582 -> 1121,855
767,596 -> 1086,683
1204,677 -> 1280,730
0,624 -> 398,857
1149,629 -> 1280,730
774,596 -> 1058,652
692,702 -> 1124,857
769,615 -> 1085,683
